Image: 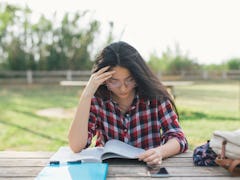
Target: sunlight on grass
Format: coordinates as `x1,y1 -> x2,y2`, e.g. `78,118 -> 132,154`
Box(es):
176,82 -> 239,118
0,85 -> 81,151
176,81 -> 240,149
0,82 -> 239,151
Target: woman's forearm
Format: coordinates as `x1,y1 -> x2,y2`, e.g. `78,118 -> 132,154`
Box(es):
68,89 -> 93,152
158,138 -> 181,159
68,66 -> 115,152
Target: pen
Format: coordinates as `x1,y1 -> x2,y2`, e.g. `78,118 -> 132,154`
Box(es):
67,160 -> 82,164
49,161 -> 60,166
49,160 -> 82,166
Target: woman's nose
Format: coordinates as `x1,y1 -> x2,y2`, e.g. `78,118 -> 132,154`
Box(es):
119,82 -> 128,91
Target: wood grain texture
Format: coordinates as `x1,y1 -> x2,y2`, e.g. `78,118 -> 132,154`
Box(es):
0,151 -> 234,179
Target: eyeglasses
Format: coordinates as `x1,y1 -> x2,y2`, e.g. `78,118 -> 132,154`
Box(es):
106,78 -> 136,89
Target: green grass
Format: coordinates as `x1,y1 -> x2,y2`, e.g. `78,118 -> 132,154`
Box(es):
0,82 -> 239,151
0,85 -> 81,151
175,81 -> 240,149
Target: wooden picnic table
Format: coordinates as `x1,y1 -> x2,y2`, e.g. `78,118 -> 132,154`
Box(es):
0,151 -> 235,179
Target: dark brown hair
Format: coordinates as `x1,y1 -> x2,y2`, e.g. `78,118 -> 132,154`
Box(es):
92,41 -> 178,116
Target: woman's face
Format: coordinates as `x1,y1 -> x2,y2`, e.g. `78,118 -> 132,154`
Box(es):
106,66 -> 136,99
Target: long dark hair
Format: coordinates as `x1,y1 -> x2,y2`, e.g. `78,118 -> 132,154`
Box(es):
92,41 -> 178,115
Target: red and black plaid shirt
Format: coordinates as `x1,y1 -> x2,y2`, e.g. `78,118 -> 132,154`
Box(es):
86,93 -> 188,152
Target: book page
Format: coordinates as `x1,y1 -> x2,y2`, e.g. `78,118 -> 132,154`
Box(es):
101,139 -> 145,160
50,146 -> 104,163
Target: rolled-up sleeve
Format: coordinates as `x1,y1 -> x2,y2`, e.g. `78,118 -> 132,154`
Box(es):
158,99 -> 188,152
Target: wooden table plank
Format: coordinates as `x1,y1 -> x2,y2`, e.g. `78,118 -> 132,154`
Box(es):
0,151 -> 235,179
107,177 -> 238,180
0,178 -> 34,180
107,166 -> 231,177
0,167 -> 42,177
0,151 -> 53,158
0,159 -> 48,167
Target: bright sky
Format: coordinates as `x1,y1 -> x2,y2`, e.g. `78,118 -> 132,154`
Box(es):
3,0 -> 240,64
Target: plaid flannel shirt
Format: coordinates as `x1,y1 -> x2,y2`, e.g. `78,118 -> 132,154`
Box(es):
86,93 -> 188,152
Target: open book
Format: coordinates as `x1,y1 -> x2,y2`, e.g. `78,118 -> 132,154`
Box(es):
50,139 -> 145,163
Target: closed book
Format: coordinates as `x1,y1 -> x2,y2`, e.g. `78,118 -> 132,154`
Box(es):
35,163 -> 108,180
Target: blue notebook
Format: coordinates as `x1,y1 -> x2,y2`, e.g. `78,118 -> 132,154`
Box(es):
35,163 -> 108,180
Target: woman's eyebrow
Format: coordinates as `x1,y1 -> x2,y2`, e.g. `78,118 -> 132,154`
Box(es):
111,75 -> 132,80
125,75 -> 133,79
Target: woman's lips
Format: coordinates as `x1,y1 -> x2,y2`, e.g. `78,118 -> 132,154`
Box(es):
119,93 -> 128,96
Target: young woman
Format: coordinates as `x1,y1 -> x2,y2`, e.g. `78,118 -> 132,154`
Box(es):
68,41 -> 188,165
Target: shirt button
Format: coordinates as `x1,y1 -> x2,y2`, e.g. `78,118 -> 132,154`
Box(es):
131,106 -> 136,110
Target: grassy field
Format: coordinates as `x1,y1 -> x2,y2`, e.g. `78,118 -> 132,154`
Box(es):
0,81 -> 239,151
175,81 -> 239,149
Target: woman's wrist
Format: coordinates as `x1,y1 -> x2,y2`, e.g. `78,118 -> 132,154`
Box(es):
156,146 -> 165,159
81,86 -> 96,99
157,139 -> 181,159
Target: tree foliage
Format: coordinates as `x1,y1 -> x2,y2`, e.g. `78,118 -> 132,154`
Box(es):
148,44 -> 200,73
148,44 -> 240,72
0,3 -> 239,72
0,3 -> 114,70
226,58 -> 240,70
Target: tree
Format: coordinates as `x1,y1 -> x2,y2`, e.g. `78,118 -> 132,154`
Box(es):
148,44 -> 200,73
226,58 -> 240,70
0,4 -> 19,69
147,51 -> 168,73
0,2 -> 115,70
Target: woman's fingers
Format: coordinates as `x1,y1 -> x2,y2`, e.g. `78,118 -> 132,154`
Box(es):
145,156 -> 162,165
138,150 -> 154,161
95,71 -> 115,81
84,66 -> 114,96
142,153 -> 161,164
138,148 -> 163,165
85,67 -> 115,95
143,153 -> 158,162
91,67 -> 115,86
95,66 -> 110,75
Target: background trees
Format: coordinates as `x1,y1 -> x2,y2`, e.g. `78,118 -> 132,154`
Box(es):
0,2 -> 239,72
226,58 -> 240,70
147,44 -> 240,73
0,3 -> 113,70
147,44 -> 200,73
